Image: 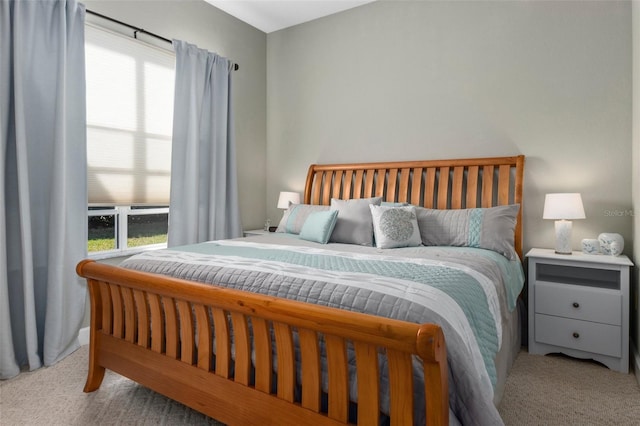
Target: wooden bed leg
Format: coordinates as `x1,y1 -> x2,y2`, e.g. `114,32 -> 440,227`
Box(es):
78,260 -> 106,393
83,348 -> 106,392
83,314 -> 106,392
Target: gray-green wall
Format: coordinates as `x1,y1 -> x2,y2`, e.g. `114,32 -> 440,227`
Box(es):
267,0 -> 632,257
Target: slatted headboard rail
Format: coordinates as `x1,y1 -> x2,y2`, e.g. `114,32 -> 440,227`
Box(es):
304,155 -> 525,259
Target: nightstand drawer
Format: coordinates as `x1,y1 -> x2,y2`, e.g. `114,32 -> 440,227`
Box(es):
535,281 -> 621,325
535,314 -> 622,357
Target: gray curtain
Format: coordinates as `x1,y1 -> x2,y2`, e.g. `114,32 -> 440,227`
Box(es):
0,0 -> 87,379
168,40 -> 242,246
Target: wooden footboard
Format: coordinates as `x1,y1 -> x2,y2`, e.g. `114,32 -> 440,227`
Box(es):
77,260 -> 448,425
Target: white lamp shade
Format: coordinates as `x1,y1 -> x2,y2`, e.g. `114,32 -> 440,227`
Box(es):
277,191 -> 300,209
543,193 -> 585,220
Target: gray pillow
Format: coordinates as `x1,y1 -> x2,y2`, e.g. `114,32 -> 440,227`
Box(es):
415,204 -> 520,259
329,197 -> 383,246
370,205 -> 422,249
276,204 -> 330,234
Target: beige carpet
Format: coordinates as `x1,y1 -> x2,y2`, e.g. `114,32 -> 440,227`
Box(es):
2,346 -> 639,425
498,351 -> 640,425
0,345 -> 222,426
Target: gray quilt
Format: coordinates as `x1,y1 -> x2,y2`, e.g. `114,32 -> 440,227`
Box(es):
121,235 -> 523,425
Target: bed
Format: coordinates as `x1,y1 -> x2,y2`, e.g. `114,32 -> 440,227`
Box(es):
77,155 -> 525,425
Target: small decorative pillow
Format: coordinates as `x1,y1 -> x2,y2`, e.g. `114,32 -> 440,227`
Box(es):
276,204 -> 330,234
415,204 -> 520,259
370,205 -> 422,249
381,201 -> 409,207
299,210 -> 339,244
329,197 -> 382,246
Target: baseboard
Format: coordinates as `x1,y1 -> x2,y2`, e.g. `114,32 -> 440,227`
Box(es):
632,340 -> 640,387
78,326 -> 90,346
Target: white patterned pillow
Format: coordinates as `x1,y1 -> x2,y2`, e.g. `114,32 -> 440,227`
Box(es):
369,205 -> 422,249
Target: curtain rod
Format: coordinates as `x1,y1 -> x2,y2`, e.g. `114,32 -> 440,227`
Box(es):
85,9 -> 239,71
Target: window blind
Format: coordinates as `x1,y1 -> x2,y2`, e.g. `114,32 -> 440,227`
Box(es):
85,25 -> 175,205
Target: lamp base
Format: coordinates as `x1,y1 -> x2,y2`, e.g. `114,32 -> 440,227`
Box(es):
554,220 -> 573,255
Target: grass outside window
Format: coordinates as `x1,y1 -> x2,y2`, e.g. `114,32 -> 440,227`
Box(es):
88,209 -> 168,253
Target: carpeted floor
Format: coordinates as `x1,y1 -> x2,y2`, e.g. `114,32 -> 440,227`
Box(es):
0,345 -> 222,426
2,345 -> 639,425
498,351 -> 640,425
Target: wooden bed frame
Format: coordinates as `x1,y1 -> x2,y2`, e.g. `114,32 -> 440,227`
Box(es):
77,155 -> 524,426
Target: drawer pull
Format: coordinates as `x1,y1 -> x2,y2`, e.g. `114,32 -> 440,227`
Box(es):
572,302 -> 580,308
572,332 -> 580,339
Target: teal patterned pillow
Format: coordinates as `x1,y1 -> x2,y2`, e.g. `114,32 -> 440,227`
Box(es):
415,204 -> 520,259
369,205 -> 422,249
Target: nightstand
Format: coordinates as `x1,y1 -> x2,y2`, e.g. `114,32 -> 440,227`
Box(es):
527,248 -> 633,373
243,229 -> 269,237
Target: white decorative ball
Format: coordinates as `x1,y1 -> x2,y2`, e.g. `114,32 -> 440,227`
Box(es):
610,241 -> 623,256
581,238 -> 600,255
598,233 -> 624,256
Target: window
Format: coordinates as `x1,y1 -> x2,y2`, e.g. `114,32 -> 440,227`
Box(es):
88,206 -> 169,253
85,24 -> 175,256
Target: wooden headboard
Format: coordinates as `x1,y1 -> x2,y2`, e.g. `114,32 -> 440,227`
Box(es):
304,155 -> 525,259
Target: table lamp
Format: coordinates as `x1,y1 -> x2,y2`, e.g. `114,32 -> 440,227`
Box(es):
277,191 -> 300,210
543,193 -> 585,254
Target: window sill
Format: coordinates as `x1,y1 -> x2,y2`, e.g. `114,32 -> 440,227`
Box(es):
88,243 -> 167,260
